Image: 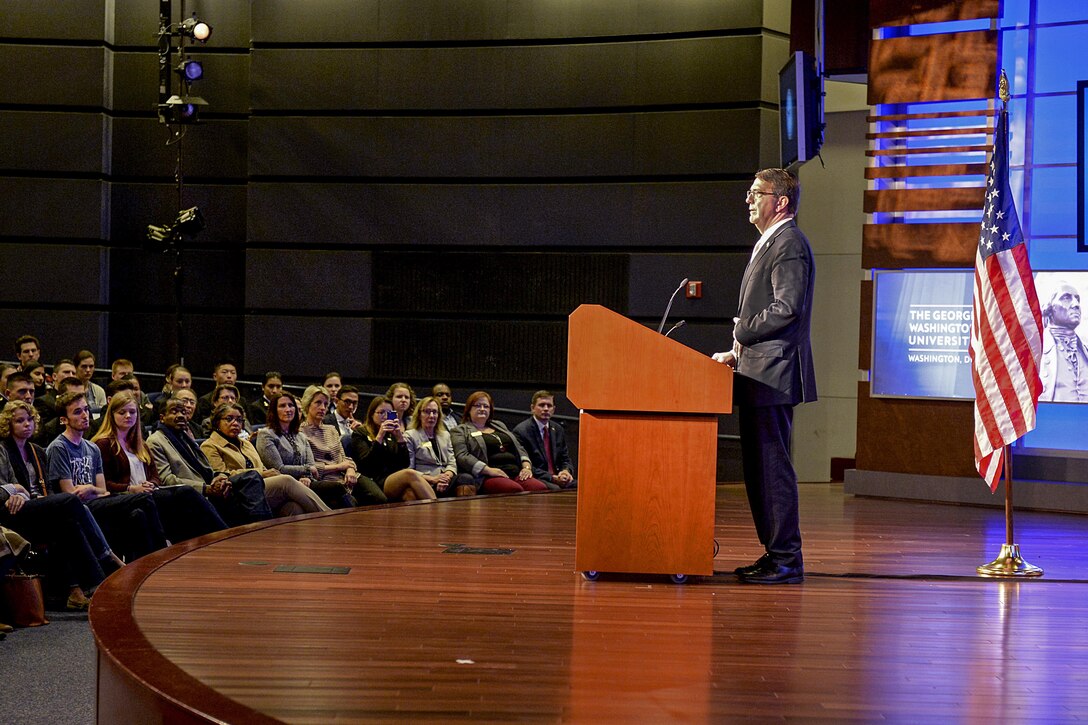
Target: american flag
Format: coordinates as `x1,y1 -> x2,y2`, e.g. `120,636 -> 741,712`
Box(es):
969,107 -> 1043,492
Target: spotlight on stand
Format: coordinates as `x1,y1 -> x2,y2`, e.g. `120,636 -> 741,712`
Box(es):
177,58 -> 203,82
146,206 -> 206,250
179,16 -> 212,42
158,94 -> 208,124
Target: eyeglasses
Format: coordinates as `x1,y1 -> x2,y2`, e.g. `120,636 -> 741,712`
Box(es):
222,415 -> 243,423
745,189 -> 778,201
340,398 -> 359,407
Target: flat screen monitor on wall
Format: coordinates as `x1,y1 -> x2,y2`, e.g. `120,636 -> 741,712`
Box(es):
778,51 -> 823,169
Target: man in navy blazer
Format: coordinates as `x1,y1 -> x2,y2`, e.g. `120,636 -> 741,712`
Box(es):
714,168 -> 816,585
512,391 -> 576,490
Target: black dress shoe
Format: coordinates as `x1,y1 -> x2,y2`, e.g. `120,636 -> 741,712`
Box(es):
733,554 -> 772,577
739,564 -> 804,585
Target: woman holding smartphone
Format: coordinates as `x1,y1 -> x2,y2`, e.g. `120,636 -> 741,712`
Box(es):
348,396 -> 435,502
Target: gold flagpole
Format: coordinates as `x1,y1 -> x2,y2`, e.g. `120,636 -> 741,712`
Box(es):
977,446 -> 1042,577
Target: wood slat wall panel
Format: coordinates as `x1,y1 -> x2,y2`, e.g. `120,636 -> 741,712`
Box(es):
865,163 -> 987,179
867,126 -> 992,139
867,31 -> 997,105
867,144 -> 991,156
862,222 -> 978,268
870,0 -> 1000,28
863,188 -> 986,213
859,280 -> 872,371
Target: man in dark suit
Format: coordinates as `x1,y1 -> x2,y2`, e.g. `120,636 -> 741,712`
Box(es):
714,168 -> 816,585
512,390 -> 576,490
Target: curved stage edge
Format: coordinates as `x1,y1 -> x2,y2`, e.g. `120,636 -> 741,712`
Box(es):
91,486 -> 1088,723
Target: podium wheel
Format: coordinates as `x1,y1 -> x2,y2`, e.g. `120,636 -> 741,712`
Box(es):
581,571 -> 600,581
670,574 -> 688,585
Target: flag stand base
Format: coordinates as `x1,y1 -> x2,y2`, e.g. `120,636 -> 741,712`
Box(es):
976,543 -> 1043,578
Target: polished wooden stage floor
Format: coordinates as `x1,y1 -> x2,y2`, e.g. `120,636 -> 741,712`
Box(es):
92,485 -> 1088,723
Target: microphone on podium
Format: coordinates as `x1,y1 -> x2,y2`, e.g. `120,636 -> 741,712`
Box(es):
664,319 -> 686,338
657,278 -> 689,334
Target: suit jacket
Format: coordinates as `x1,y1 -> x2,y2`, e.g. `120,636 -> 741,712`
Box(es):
511,417 -> 574,482
733,219 -> 817,407
200,431 -> 265,476
450,420 -> 531,477
147,429 -> 210,490
404,428 -> 457,477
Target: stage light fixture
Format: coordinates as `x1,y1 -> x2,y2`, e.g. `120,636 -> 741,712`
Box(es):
160,93 -> 208,124
173,206 -> 205,236
179,16 -> 212,42
178,58 -> 203,82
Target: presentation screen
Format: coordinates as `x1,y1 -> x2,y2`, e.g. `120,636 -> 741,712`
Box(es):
870,269 -> 974,400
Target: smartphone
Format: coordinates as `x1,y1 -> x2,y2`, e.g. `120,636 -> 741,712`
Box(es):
385,410 -> 398,421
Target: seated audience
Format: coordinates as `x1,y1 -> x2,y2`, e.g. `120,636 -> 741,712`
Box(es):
34,375 -> 86,445
45,391 -> 169,561
405,396 -> 475,498
386,382 -> 416,429
349,396 -> 435,502
248,371 -> 282,426
199,384 -> 252,438
25,360 -> 47,400
37,359 -> 77,424
92,392 -> 227,542
0,400 -> 123,610
322,372 -> 342,399
161,364 -> 193,396
0,363 -> 15,405
330,385 -> 364,436
195,361 -> 242,423
256,391 -> 361,509
148,396 -> 275,525
512,390 -> 577,490
432,383 -> 460,432
16,335 -> 42,371
451,391 -> 549,494
75,349 -> 108,414
200,402 -> 329,517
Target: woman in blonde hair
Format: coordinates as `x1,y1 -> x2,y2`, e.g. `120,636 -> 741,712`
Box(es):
92,391 -> 226,542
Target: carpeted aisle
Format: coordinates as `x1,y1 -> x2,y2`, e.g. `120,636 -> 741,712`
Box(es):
0,609 -> 96,725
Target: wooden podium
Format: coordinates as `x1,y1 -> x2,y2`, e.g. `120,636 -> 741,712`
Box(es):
567,305 -> 732,580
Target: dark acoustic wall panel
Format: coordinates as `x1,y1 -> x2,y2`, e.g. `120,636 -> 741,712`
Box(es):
251,0 -> 780,43
0,310 -> 108,362
372,252 -> 628,315
244,315 -> 372,379
109,249 -> 244,311
249,109 -> 764,179
0,243 -> 108,305
108,0 -> 254,49
110,313 -> 244,377
250,36 -> 770,111
0,46 -> 106,107
627,253 -> 748,320
245,249 -> 373,311
5,0 -> 105,40
110,119 -> 248,179
0,112 -> 105,174
0,178 -> 106,239
369,318 -> 567,385
248,181 -> 750,248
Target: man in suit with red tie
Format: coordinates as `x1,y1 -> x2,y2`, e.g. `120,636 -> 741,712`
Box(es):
512,391 -> 577,490
713,168 -> 816,585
